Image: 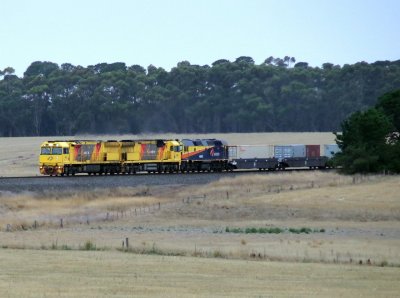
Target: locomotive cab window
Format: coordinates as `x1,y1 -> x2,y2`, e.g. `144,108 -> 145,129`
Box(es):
63,148 -> 69,154
52,147 -> 62,155
41,147 -> 51,155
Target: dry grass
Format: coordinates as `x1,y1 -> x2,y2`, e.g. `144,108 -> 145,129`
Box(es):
1,172 -> 399,267
161,172 -> 400,222
0,249 -> 399,297
0,133 -> 335,176
0,186 -> 171,228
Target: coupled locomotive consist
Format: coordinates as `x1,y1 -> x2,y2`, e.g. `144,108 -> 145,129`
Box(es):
39,138 -> 339,176
39,138 -> 229,176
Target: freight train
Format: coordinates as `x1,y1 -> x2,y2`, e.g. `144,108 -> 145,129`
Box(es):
39,138 -> 339,176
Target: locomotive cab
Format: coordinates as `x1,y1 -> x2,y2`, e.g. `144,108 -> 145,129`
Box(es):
39,141 -> 71,175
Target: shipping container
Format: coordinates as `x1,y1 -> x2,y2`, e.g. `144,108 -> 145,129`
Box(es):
306,145 -> 320,158
323,144 -> 340,158
228,145 -> 274,159
274,145 -> 306,160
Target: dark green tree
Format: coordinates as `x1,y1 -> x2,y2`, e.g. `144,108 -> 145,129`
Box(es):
334,89 -> 400,173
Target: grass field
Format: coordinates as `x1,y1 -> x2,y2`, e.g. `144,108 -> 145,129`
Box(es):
1,134 -> 399,296
0,249 -> 399,297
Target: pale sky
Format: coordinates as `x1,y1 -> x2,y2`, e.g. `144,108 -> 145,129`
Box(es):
1,0 -> 399,76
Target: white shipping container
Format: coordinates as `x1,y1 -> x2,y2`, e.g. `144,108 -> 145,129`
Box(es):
292,144 -> 306,157
228,145 -> 274,159
274,145 -> 306,160
323,144 -> 340,158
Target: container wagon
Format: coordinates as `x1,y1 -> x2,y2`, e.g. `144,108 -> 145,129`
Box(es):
228,145 -> 278,171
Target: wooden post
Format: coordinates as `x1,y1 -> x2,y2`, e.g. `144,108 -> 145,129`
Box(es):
158,202 -> 161,210
60,218 -> 63,228
125,237 -> 129,248
34,220 -> 37,229
226,192 -> 229,199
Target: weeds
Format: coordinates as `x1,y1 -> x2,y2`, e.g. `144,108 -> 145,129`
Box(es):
225,226 -> 325,234
82,240 -> 97,251
118,246 -> 186,257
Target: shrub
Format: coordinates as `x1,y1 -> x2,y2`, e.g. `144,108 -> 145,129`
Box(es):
83,240 -> 96,251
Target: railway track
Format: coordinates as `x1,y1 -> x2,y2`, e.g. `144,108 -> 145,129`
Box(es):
0,168 -> 336,193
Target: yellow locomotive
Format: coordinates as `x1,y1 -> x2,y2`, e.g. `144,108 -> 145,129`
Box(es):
121,139 -> 182,173
39,140 -> 121,175
39,139 -> 182,175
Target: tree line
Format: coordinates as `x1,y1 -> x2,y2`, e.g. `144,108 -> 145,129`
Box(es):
1,57 -> 400,136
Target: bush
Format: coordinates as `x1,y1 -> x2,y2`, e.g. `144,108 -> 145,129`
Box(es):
83,240 -> 96,251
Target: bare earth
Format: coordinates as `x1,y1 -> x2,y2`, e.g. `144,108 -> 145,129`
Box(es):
0,134 -> 399,297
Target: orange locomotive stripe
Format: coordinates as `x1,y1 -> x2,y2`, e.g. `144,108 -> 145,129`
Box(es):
158,146 -> 165,160
182,148 -> 207,159
140,144 -> 146,159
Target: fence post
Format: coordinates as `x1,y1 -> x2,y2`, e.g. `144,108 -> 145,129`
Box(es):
60,218 -> 63,228
125,237 -> 129,248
